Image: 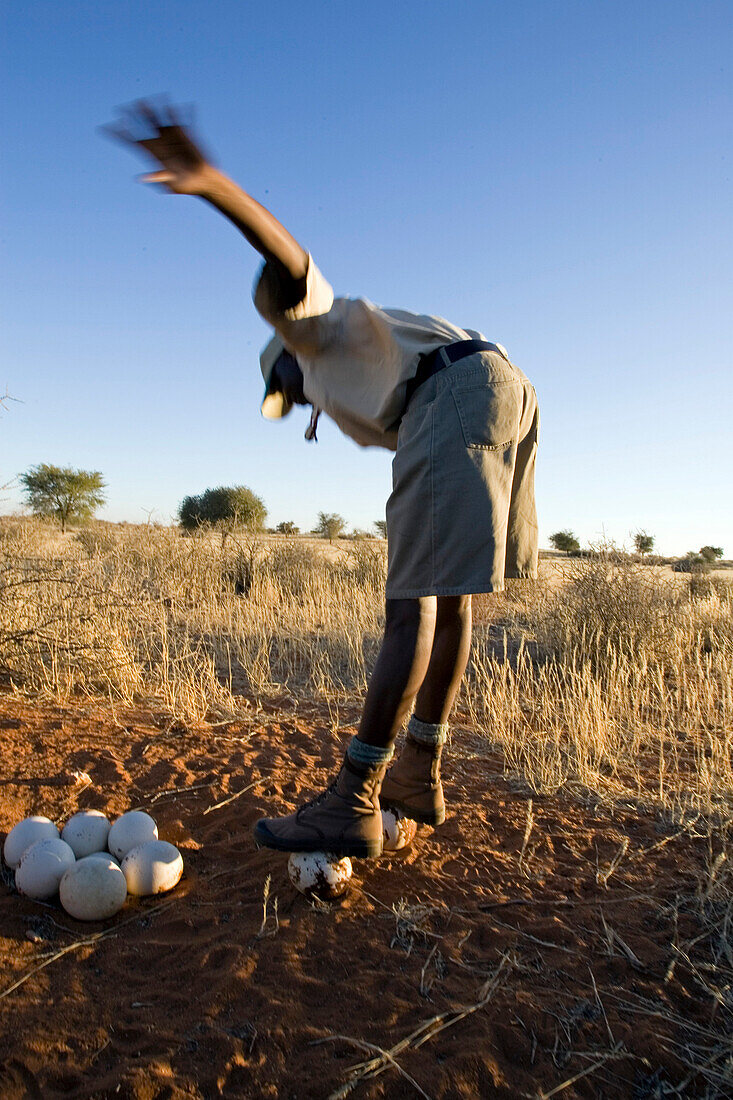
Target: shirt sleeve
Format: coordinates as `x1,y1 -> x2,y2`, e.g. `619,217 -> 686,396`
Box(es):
253,255 -> 335,357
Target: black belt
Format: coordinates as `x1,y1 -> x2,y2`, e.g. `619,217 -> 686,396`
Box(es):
403,339 -> 505,408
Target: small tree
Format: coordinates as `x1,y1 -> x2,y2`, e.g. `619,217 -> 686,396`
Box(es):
699,545 -> 724,564
19,464 -> 106,532
276,521 -> 299,535
315,511 -> 346,543
373,520 -> 387,539
634,531 -> 655,558
549,529 -> 580,556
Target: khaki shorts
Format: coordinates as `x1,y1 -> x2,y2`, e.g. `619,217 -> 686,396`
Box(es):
385,349 -> 539,598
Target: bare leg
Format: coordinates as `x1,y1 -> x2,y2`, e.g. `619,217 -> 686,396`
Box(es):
357,597 -> 437,748
413,595 -> 472,724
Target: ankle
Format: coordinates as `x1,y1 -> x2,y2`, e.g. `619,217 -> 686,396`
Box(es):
346,735 -> 394,772
408,715 -> 448,747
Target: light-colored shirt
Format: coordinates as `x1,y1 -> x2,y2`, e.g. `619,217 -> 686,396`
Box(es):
253,256 -> 485,450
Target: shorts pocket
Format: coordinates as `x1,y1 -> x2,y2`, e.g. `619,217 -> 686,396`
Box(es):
451,380 -> 522,450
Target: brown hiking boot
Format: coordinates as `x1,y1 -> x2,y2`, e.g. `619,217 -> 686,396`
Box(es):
253,756 -> 387,858
380,734 -> 445,825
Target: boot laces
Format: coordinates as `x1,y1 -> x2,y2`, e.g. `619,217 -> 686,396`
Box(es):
299,779 -> 338,813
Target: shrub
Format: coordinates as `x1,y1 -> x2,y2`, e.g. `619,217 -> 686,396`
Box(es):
178,486 -> 267,534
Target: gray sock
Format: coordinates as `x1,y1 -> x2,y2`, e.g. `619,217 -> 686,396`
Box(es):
408,715 -> 448,747
347,736 -> 394,768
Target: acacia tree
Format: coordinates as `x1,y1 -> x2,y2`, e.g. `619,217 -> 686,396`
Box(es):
373,520 -> 387,539
549,529 -> 580,555
699,545 -> 724,564
20,464 -> 106,532
634,530 -> 655,558
315,512 -> 346,543
276,520 -> 299,535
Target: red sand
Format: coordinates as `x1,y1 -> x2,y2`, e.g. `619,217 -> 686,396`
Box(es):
0,693 -> 721,1098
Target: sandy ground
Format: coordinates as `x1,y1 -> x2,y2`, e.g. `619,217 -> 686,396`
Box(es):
0,692 -> 722,1099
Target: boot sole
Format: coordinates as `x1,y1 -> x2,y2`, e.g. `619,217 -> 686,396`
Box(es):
381,798 -> 445,827
253,820 -> 382,859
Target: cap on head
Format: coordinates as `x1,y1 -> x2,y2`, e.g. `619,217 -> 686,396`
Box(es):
259,334 -> 293,420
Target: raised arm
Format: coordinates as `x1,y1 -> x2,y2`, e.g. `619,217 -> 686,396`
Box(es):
104,99 -> 308,301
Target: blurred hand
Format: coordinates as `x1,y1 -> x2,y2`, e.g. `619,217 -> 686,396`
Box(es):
103,98 -> 216,195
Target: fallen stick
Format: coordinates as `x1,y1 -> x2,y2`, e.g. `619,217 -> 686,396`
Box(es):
315,953 -> 511,1098
485,914 -> 577,956
203,780 -> 258,815
537,1041 -> 625,1099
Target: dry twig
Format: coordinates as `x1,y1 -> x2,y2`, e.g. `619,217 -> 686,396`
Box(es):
315,953 -> 512,1098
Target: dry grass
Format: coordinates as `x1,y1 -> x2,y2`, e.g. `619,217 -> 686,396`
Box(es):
1,517 -> 732,824
465,553 -> 733,820
0,518 -> 385,723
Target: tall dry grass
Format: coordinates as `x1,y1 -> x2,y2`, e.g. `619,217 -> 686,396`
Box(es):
1,518 -> 731,819
0,518 -> 385,722
466,554 -> 733,818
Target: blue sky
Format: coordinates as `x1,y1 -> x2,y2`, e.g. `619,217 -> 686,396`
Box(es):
2,1 -> 731,554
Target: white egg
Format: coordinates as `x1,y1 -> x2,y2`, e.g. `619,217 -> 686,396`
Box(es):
381,808 -> 417,852
287,851 -> 352,900
61,810 -> 111,857
107,811 -> 158,860
59,858 -> 127,921
79,851 -> 120,866
121,840 -> 183,896
3,816 -> 60,869
15,838 -> 76,899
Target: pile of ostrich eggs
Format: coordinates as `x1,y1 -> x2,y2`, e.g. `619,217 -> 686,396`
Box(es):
4,816 -> 60,869
59,858 -> 127,921
15,838 -> 76,900
61,810 -> 111,857
381,808 -> 417,852
107,811 -> 158,860
287,851 -> 352,900
121,840 -> 184,896
4,807 -> 184,921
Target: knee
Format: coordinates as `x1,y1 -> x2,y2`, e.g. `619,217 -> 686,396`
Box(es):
384,597 -> 436,639
436,594 -> 471,623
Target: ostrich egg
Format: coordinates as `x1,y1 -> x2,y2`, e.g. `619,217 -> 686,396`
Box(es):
15,838 -> 76,899
381,808 -> 417,852
4,816 -> 60,869
107,811 -> 157,860
287,851 -> 352,900
59,858 -> 127,921
61,810 -> 111,857
121,840 -> 183,896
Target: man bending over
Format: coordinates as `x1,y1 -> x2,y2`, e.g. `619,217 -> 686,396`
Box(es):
108,100 -> 540,859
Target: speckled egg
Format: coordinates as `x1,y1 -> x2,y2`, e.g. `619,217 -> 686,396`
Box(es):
287,851 -> 352,900
61,810 -> 111,858
15,838 -> 76,899
59,858 -> 127,921
107,811 -> 158,860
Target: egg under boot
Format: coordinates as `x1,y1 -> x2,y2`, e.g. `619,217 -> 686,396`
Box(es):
253,756 -> 387,858
380,734 -> 445,825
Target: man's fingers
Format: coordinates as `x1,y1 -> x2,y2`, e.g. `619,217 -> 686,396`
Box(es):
134,98 -> 166,133
99,121 -> 138,147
